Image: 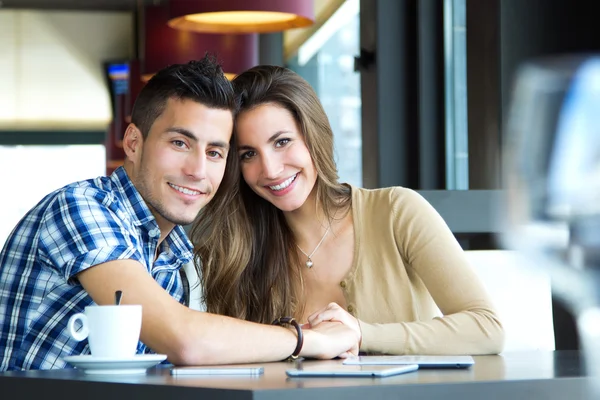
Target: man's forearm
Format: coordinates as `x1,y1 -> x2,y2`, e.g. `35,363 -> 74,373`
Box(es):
163,307 -> 298,365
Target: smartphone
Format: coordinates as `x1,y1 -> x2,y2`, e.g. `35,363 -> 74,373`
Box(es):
170,366 -> 264,376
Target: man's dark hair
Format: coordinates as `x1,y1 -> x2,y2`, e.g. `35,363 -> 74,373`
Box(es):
131,54 -> 235,137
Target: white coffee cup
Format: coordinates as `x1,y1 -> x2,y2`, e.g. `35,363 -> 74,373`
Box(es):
67,305 -> 142,358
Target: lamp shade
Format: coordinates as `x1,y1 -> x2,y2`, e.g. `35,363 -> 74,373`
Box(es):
142,4 -> 258,81
168,0 -> 314,34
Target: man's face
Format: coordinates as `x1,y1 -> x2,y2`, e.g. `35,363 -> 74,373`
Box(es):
124,98 -> 233,234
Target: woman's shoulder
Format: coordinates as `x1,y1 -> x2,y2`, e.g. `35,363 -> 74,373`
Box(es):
350,186 -> 435,224
350,185 -> 423,207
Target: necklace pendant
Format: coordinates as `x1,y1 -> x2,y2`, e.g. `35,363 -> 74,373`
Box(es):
306,259 -> 314,268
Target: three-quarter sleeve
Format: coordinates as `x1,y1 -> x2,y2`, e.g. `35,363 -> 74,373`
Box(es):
358,188 -> 505,355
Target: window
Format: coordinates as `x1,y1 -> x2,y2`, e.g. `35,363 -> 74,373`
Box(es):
0,145 -> 106,247
444,0 -> 468,189
287,0 -> 362,187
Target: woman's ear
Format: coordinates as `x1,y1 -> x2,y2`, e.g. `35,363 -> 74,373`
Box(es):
123,123 -> 142,158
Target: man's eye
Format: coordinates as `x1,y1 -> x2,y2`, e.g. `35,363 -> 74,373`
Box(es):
173,140 -> 186,148
208,151 -> 223,158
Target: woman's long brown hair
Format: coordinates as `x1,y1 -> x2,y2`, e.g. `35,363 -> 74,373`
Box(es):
190,66 -> 351,323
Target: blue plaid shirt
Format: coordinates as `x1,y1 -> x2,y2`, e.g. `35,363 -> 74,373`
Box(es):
0,167 -> 193,370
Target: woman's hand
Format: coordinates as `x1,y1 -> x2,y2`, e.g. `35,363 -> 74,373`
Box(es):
306,302 -> 362,357
300,321 -> 360,359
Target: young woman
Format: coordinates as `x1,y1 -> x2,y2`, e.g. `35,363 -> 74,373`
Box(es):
191,65 -> 504,355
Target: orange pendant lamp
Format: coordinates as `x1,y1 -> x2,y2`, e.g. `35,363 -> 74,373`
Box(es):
168,0 -> 314,34
142,4 -> 258,81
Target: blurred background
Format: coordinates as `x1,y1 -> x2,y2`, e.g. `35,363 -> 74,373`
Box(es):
1,0 -> 600,360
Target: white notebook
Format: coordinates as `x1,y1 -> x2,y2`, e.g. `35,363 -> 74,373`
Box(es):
343,355 -> 475,369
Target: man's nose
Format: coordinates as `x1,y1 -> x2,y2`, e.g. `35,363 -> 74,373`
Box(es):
185,153 -> 207,179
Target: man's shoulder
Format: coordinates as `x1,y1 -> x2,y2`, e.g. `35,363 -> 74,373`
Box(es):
63,175 -> 116,194
17,175 -> 129,235
50,175 -> 123,205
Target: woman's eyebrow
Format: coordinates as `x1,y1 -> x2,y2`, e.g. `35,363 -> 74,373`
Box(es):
238,130 -> 293,151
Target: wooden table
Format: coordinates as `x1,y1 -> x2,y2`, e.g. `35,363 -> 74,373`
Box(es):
1,351 -> 597,400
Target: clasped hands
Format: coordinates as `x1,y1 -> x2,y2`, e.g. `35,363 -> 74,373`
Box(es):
303,302 -> 362,359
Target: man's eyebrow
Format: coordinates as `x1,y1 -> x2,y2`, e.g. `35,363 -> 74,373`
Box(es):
238,131 -> 291,152
209,141 -> 230,150
166,127 -> 229,150
165,127 -> 198,141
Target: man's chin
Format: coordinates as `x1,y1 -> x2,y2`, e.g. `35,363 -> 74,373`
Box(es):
163,220 -> 190,229
170,215 -> 198,226
160,210 -> 199,227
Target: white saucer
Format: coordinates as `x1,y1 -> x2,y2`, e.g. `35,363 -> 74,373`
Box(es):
63,354 -> 167,375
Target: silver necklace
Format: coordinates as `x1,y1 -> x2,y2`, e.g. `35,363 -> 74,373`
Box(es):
296,226 -> 331,268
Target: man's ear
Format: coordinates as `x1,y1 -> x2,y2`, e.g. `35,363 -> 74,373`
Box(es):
123,123 -> 142,158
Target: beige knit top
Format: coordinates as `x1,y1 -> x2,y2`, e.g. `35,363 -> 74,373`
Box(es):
343,186 -> 504,355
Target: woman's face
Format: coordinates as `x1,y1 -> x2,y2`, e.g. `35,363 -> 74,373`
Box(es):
236,103 -> 318,212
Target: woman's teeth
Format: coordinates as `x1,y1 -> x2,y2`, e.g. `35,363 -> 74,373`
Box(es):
269,174 -> 297,191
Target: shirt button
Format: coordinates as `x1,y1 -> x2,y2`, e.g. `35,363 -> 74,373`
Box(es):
340,281 -> 347,288
347,305 -> 354,313
149,228 -> 160,238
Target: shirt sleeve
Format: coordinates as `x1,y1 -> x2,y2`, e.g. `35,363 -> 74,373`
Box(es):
37,186 -> 145,282
358,188 -> 505,355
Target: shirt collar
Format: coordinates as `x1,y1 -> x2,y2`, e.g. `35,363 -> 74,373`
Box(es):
164,225 -> 194,264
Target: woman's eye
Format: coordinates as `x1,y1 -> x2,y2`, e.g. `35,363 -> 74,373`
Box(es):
207,151 -> 223,158
240,151 -> 255,160
275,138 -> 290,147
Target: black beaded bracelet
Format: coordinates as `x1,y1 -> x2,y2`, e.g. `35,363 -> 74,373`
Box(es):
272,316 -> 303,361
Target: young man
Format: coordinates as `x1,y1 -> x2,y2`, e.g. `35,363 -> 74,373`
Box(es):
0,56 -> 359,370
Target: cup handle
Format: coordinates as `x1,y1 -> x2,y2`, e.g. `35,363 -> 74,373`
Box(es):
67,313 -> 89,342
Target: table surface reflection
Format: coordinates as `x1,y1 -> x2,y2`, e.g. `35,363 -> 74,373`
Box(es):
0,351 -> 597,400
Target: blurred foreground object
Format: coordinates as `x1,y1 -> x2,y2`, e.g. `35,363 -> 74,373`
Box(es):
502,54 -> 600,394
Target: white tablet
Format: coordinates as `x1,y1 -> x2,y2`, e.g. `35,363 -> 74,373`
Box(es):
285,364 -> 419,378
343,355 -> 475,369
171,366 -> 264,376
